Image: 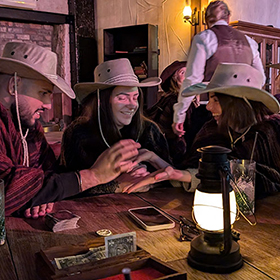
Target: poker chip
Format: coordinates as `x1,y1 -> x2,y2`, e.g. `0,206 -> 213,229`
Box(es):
96,229 -> 112,237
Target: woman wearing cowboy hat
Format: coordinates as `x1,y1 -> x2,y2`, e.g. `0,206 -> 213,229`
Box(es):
181,63 -> 280,198
61,58 -> 192,194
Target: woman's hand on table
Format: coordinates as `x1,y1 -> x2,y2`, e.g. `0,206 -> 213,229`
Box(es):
122,166 -> 191,193
115,164 -> 151,193
24,202 -> 54,219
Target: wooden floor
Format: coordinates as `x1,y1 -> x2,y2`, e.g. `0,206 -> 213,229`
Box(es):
1,187 -> 279,280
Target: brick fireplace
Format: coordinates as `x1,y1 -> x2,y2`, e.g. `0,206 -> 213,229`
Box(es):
0,21 -> 53,51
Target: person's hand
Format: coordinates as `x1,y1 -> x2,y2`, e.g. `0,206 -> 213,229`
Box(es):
172,122 -> 185,137
24,202 -> 54,219
132,148 -> 170,170
132,149 -> 155,166
128,164 -> 150,177
115,164 -> 151,193
80,139 -> 141,190
123,166 -> 191,193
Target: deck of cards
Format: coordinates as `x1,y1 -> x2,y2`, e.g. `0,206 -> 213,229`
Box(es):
45,210 -> 81,232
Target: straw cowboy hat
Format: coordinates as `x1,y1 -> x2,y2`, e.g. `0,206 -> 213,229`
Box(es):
0,42 -> 75,99
160,60 -> 186,92
181,63 -> 280,113
74,58 -> 161,103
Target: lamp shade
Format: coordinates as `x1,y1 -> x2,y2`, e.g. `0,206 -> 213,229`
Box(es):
193,189 -> 237,231
183,5 -> 192,17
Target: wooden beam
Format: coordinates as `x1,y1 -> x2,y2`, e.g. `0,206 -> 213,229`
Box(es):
0,7 -> 73,24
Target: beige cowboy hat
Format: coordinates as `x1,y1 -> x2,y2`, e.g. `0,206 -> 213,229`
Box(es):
0,42 -> 75,99
74,58 -> 161,103
182,63 -> 280,113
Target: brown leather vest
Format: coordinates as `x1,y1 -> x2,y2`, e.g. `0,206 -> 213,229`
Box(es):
204,25 -> 253,82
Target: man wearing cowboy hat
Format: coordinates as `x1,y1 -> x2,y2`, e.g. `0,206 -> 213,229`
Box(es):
179,63 -> 280,197
0,42 -> 141,219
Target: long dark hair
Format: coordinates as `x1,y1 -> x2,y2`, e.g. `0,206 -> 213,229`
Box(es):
80,86 -> 146,146
216,93 -> 273,132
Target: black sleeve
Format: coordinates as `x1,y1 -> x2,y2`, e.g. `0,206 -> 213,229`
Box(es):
139,121 -> 172,164
16,172 -> 80,214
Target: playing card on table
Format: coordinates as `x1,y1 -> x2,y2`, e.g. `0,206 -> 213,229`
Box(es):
105,232 -> 136,258
45,210 -> 80,232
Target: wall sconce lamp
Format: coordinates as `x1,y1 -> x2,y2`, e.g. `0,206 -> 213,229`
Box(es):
187,146 -> 243,273
183,5 -> 199,26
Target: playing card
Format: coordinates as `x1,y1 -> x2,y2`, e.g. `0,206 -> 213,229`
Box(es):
45,210 -> 80,232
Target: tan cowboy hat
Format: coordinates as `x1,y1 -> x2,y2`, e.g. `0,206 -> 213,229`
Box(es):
74,58 -> 161,103
182,63 -> 280,113
0,42 -> 75,99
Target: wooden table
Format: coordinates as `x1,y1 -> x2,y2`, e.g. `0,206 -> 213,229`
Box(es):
1,187 -> 279,280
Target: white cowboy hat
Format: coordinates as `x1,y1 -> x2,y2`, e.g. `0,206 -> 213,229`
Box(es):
182,63 -> 280,113
74,58 -> 161,103
0,42 -> 75,99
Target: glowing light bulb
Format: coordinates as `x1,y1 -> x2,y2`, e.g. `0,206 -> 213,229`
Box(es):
183,5 -> 192,17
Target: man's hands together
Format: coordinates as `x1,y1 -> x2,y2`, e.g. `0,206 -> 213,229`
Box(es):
81,139 -> 141,190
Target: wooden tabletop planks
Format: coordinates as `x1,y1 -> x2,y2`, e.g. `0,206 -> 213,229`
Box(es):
0,241 -> 17,280
3,188 -> 280,280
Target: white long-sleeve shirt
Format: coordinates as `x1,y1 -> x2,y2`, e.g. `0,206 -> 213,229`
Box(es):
173,20 -> 266,124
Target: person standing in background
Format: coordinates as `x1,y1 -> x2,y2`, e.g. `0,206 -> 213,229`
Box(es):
145,60 -> 211,166
172,0 -> 266,138
145,61 -> 188,165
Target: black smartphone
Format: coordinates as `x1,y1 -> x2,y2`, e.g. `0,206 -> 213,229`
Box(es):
128,206 -> 175,231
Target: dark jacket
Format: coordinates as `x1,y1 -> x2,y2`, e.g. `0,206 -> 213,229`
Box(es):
145,92 -> 211,166
184,116 -> 280,198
